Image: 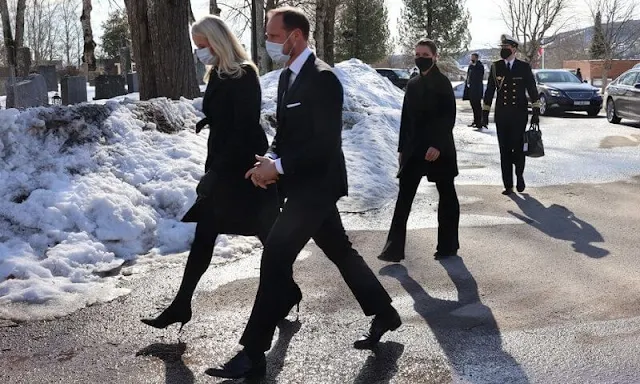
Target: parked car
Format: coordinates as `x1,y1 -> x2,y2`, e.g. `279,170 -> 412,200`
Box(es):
533,69 -> 603,116
634,63 -> 640,69
375,68 -> 410,90
452,81 -> 488,99
604,68 -> 640,124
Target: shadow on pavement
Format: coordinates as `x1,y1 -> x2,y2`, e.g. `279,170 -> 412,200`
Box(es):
136,342 -> 194,384
508,193 -> 609,258
352,341 -> 405,384
218,319 -> 301,384
380,259 -> 529,383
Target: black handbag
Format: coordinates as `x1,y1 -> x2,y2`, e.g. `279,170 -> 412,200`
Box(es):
523,122 -> 544,157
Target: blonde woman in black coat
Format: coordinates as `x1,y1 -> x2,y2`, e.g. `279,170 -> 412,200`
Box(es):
141,15 -> 281,331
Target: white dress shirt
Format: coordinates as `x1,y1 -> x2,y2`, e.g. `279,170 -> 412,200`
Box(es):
270,46 -> 314,174
504,57 -> 515,70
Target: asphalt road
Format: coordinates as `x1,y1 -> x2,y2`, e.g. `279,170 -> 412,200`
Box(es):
2,173 -> 640,383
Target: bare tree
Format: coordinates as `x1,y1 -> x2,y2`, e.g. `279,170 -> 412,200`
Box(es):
314,0 -> 325,59
124,0 -> 200,100
0,0 -> 16,71
501,0 -> 569,67
25,0 -> 61,65
60,0 -> 82,66
80,0 -> 96,70
211,0 -> 221,15
588,0 -> 640,90
15,0 -> 25,47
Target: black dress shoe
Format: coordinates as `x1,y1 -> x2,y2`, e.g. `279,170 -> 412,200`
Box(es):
434,250 -> 457,259
205,350 -> 266,379
377,252 -> 404,263
353,307 -> 402,350
502,188 -> 514,196
516,176 -> 525,192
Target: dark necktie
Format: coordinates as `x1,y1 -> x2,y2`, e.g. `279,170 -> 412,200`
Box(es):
507,62 -> 512,71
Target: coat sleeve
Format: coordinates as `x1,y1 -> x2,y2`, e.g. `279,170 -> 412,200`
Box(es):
524,63 -> 540,108
207,69 -> 261,173
430,77 -> 456,154
279,70 -> 343,175
398,85 -> 411,153
483,62 -> 497,111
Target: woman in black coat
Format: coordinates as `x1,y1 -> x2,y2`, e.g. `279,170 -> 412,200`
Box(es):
378,38 -> 460,262
142,15 -> 279,331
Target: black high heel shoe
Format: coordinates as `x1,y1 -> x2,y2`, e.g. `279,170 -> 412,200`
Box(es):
284,288 -> 302,320
141,304 -> 192,332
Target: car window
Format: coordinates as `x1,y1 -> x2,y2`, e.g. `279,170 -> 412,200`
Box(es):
393,70 -> 410,80
619,72 -> 639,86
536,71 -> 581,83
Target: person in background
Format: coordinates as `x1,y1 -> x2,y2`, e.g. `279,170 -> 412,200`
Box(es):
410,67 -> 419,79
576,68 -> 583,82
378,38 -> 460,263
206,7 -> 401,379
464,52 -> 485,128
482,34 -> 540,196
140,15 -> 280,332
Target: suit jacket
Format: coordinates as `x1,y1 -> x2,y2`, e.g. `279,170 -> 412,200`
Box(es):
465,61 -> 485,100
182,64 -> 278,234
483,59 -> 538,115
268,53 -> 348,203
398,65 -> 458,182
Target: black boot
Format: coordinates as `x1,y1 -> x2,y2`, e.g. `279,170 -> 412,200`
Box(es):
205,349 -> 266,379
516,175 -> 525,193
353,307 -> 402,350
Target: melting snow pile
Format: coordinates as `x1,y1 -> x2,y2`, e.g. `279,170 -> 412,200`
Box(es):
0,59 -> 405,319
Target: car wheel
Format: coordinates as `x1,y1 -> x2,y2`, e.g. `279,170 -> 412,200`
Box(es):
539,94 -> 549,116
587,108 -> 600,117
606,99 -> 621,124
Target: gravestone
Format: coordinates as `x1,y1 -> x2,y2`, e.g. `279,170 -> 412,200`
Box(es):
194,52 -> 206,85
87,71 -> 99,86
127,72 -> 139,93
103,59 -> 119,76
38,65 -> 58,91
94,74 -> 126,100
0,78 -> 8,96
61,76 -> 88,105
5,74 -> 48,108
0,67 -> 10,78
16,47 -> 32,77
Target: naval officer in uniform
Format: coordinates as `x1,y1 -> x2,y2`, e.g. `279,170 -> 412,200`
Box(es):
482,34 -> 540,195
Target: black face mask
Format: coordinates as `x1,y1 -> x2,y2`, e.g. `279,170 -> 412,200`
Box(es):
415,57 -> 434,72
500,48 -> 513,60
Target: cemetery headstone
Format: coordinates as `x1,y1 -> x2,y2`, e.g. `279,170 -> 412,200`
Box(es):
94,74 -> 126,100
61,76 -> 88,105
5,74 -> 48,108
38,65 -> 58,92
16,47 -> 32,78
127,72 -> 139,93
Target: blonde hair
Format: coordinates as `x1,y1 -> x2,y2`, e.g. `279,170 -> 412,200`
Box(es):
191,15 -> 258,81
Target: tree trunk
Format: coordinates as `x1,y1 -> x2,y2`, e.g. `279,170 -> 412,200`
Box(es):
210,0 -> 221,15
0,0 -> 16,70
323,0 -> 336,65
81,0 -> 97,71
314,0 -> 325,60
125,0 -> 200,100
262,0 -> 276,73
255,0 -> 269,74
15,0 -> 26,47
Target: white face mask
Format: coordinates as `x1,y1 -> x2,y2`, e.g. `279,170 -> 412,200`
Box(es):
266,33 -> 294,64
196,47 -> 217,65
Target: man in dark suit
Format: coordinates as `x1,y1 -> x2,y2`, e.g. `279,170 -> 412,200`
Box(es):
378,38 -> 460,263
206,7 -> 401,379
464,52 -> 485,128
482,34 -> 540,195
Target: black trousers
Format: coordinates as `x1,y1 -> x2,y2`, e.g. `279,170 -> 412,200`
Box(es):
496,109 -> 528,189
240,196 -> 393,352
382,162 -> 460,257
470,97 -> 482,126
171,203 -> 277,308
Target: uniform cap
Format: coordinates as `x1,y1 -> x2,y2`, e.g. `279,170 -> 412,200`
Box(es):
500,34 -> 520,48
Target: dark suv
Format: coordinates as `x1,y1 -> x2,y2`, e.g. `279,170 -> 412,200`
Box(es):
605,68 -> 640,124
534,69 -> 603,116
375,68 -> 410,90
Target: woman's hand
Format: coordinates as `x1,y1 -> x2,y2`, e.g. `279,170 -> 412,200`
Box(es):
425,147 -> 440,162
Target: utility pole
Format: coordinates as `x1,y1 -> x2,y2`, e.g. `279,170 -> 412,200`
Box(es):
251,0 -> 258,64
